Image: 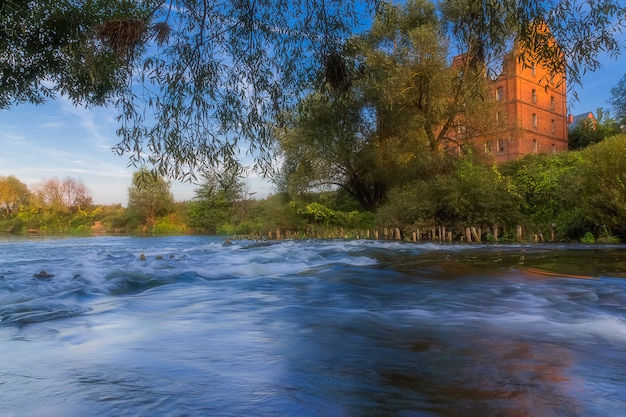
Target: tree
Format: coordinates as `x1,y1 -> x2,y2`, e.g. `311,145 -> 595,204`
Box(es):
127,169 -> 175,227
609,74 -> 626,130
1,0 -> 378,178
1,0 -> 623,178
502,153 -> 578,233
565,135 -> 626,239
0,176 -> 30,217
37,177 -> 92,213
278,0 -> 496,211
0,0 -> 141,107
188,166 -> 245,232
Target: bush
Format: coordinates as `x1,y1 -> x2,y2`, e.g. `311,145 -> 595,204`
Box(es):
580,232 -> 596,244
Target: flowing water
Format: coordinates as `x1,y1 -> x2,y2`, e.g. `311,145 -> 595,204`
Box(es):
1,236 -> 625,417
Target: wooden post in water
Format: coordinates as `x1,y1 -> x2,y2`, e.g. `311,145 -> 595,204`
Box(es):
517,225 -> 523,242
465,227 -> 472,242
471,227 -> 481,242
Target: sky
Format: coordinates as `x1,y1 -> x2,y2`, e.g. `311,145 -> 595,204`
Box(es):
0,45 -> 623,206
0,97 -> 275,206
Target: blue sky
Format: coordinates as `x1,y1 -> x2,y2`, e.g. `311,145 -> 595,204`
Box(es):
0,50 -> 623,206
0,96 -> 274,206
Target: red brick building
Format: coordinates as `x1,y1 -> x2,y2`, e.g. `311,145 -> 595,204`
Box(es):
485,49 -> 568,162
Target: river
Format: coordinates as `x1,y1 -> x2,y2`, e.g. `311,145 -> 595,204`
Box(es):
1,236 -> 625,416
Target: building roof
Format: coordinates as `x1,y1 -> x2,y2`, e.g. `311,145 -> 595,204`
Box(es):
568,112 -> 596,128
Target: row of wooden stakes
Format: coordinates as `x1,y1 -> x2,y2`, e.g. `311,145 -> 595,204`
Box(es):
241,225 -> 541,243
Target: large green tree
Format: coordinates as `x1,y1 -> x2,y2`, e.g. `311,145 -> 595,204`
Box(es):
278,0 -> 496,211
1,0 -> 623,177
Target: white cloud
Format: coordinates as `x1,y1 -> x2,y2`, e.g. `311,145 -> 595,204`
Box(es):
40,121 -> 67,129
58,97 -> 117,151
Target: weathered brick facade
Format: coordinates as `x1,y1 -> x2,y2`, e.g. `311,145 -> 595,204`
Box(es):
486,50 -> 568,162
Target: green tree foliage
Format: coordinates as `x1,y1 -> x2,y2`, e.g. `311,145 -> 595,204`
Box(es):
0,176 -> 30,217
1,0 -> 378,178
2,0 -> 623,179
0,0 -> 145,107
279,88 -> 397,211
377,155 -> 518,231
278,0 -> 496,211
567,134 -> 626,239
500,136 -> 626,241
187,166 -> 245,233
127,169 -> 175,227
367,1 -> 499,153
568,108 -> 620,150
609,74 -> 626,129
502,152 -> 579,232
296,202 -> 372,229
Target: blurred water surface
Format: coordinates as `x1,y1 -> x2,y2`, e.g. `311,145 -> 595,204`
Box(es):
1,236 -> 625,416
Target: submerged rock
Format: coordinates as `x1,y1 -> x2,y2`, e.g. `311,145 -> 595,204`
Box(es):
139,253 -> 147,261
33,270 -> 55,279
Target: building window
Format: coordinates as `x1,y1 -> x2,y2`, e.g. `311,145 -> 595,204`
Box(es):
532,139 -> 538,153
531,63 -> 536,77
550,96 -> 555,111
532,89 -> 537,104
551,119 -> 556,134
532,113 -> 538,128
497,138 -> 505,152
495,111 -> 502,127
496,87 -> 504,101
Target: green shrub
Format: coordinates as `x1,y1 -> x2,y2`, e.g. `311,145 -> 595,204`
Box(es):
580,232 -> 596,244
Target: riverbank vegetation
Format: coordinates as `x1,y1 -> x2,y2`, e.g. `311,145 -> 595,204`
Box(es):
1,133 -> 625,242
